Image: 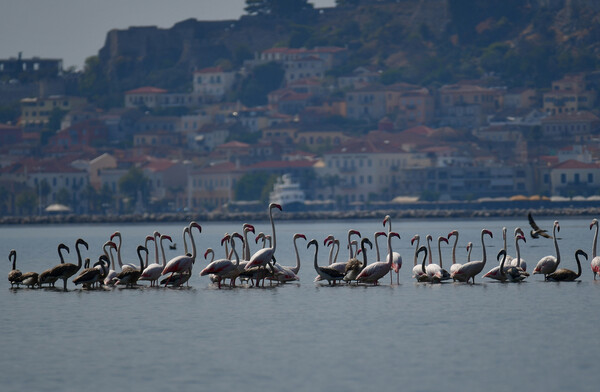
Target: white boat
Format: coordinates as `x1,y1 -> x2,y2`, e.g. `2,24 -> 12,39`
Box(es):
269,174 -> 306,208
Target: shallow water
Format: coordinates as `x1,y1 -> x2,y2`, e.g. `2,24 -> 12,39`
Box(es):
1,216 -> 598,392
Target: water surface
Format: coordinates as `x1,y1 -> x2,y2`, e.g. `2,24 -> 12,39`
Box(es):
1,216 -> 598,392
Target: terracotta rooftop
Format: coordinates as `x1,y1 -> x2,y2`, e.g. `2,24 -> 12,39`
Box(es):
125,86 -> 167,94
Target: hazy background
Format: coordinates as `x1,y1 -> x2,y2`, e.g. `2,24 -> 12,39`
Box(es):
0,0 -> 336,70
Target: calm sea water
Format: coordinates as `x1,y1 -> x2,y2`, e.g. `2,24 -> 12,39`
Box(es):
1,215 -> 598,392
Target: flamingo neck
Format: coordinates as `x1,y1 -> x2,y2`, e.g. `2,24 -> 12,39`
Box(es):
243,229 -> 251,261
427,237 -> 433,264
58,245 -> 68,264
116,235 -> 123,268
481,231 -> 488,266
421,248 -> 427,273
451,233 -> 458,265
593,222 -> 598,258
375,234 -> 382,261
144,238 -> 152,266
327,242 -> 333,265
502,228 -> 507,253
437,238 -> 444,268
515,236 -> 521,267
575,252 -> 582,278
386,231 -> 393,268
189,225 -> 198,261
269,207 -> 277,252
347,231 -> 354,258
553,224 -> 560,266
154,233 -> 160,265
292,237 -> 301,274
231,238 -> 239,266
499,252 -> 506,278
75,243 -> 84,268
312,244 -> 319,271
413,237 -> 420,266
362,240 -> 369,267
11,252 -> 16,270
159,237 -> 168,266
333,240 -> 340,263
467,245 -> 472,263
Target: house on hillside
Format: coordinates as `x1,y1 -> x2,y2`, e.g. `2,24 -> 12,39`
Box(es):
192,66 -> 236,103
549,159 -> 600,196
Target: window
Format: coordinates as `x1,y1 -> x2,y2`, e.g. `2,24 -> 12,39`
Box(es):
561,174 -> 566,184
588,173 -> 593,183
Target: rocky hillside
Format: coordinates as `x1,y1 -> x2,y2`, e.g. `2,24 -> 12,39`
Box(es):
88,0 -> 600,106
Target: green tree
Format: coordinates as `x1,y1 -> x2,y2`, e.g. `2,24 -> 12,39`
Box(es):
15,190 -> 37,215
245,0 -> 314,18
118,167 -> 149,209
234,172 -> 277,203
236,62 -> 284,107
56,188 -> 71,206
48,107 -> 68,132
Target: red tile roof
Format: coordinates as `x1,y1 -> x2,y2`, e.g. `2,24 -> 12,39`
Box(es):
553,159 -> 600,170
125,86 -> 168,94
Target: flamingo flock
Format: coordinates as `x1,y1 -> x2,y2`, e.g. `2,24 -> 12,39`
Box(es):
6,205 -> 600,291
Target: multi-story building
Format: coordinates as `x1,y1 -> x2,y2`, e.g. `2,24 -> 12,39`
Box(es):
543,74 -> 596,115
192,67 -> 236,102
541,111 -> 600,140
549,159 -> 600,196
20,95 -> 87,129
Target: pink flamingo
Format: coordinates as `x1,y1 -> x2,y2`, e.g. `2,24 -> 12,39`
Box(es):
162,221 -> 202,286
451,229 -> 493,284
589,219 -> 600,279
356,225 -> 400,285
245,203 -> 282,286
533,221 -> 561,280
200,233 -> 243,288
139,233 -> 172,286
383,216 -> 402,284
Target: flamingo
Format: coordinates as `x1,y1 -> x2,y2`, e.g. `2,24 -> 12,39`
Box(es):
496,236 -> 529,282
47,239 -> 89,291
270,233 -> 306,283
382,215 -> 402,284
451,229 -> 493,284
589,219 -> 600,279
325,236 -> 341,265
73,255 -> 109,288
201,233 -> 244,288
485,231 -> 524,281
344,237 -> 372,283
110,231 -> 138,271
410,235 -> 428,282
115,245 -> 147,287
448,230 -> 468,282
426,236 -> 451,283
245,203 -> 282,286
7,249 -> 22,288
102,241 -> 119,286
547,249 -> 587,282
508,228 -> 527,271
500,227 -> 514,265
139,233 -> 172,287
356,230 -> 401,285
324,229 -> 361,276
533,221 -> 561,280
314,236 -> 341,282
18,271 -> 39,288
309,239 -> 345,285
38,243 -> 70,287
162,221 -> 202,286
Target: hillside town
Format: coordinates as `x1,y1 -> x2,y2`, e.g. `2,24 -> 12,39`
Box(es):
1,44 -> 600,216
